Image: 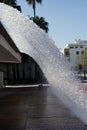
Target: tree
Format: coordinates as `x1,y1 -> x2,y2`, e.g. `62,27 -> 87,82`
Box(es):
80,49 -> 87,79
0,0 -> 17,6
30,16 -> 49,33
26,0 -> 42,17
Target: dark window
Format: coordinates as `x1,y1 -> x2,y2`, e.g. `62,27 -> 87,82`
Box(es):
65,51 -> 69,56
70,46 -> 73,48
76,51 -> 79,55
75,46 -> 78,48
79,64 -> 82,70
80,46 -> 83,48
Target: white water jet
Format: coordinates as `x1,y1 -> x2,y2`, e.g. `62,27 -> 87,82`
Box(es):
0,3 -> 87,124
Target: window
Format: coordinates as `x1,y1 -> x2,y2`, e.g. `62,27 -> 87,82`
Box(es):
75,46 -> 78,48
68,58 -> 70,61
81,51 -> 84,55
80,46 -> 83,48
64,49 -> 69,56
76,51 -> 79,55
65,51 -> 69,56
70,46 -> 73,49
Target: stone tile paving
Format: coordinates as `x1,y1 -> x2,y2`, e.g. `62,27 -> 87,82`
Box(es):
0,87 -> 86,130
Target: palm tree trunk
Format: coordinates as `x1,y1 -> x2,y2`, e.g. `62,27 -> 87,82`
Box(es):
33,0 -> 36,17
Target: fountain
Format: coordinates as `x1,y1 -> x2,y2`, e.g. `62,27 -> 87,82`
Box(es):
0,3 -> 87,124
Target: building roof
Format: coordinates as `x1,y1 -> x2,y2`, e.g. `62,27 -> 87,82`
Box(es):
0,21 -> 21,63
68,39 -> 87,47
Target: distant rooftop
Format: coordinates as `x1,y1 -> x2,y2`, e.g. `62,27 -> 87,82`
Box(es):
67,39 -> 87,47
75,39 -> 87,44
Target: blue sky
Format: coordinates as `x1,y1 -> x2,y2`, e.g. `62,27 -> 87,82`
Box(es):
17,0 -> 87,48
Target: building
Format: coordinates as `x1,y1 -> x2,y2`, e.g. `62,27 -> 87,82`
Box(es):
0,53 -> 45,85
0,22 -> 45,86
62,40 -> 87,71
0,5 -> 45,86
0,47 -> 45,87
0,22 -> 21,87
0,8 -> 46,86
0,3 -> 59,87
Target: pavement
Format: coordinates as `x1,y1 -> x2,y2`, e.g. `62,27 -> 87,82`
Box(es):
0,86 -> 86,130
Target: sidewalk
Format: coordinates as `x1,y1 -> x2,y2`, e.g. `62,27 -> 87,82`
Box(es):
0,86 -> 85,130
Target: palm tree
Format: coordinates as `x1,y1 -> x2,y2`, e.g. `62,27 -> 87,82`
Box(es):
30,16 -> 49,33
26,0 -> 42,17
0,0 -> 17,6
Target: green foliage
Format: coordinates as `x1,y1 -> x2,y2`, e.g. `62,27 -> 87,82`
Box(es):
26,0 -> 42,17
26,0 -> 42,5
30,16 -> 49,33
0,0 -> 17,6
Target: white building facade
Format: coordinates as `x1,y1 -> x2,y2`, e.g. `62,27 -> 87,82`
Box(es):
62,40 -> 87,71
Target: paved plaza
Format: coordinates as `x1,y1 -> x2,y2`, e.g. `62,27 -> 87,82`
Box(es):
0,86 -> 86,130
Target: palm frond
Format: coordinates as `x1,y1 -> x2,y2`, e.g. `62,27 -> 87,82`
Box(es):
36,0 -> 42,4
